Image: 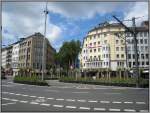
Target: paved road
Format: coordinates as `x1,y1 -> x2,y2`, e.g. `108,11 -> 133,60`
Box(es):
1,77 -> 149,112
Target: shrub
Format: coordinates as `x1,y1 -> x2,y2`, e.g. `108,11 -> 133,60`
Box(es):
13,76 -> 49,86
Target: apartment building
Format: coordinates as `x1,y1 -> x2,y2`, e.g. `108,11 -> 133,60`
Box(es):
126,21 -> 149,71
79,22 -> 126,71
2,32 -> 56,76
19,32 -> 56,74
12,42 -> 20,76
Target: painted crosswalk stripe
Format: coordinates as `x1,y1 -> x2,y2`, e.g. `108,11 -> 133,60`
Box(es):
79,107 -> 90,110
66,106 -> 76,109
53,105 -> 63,107
136,102 -> 146,104
15,94 -> 21,96
38,97 -> 45,98
94,108 -> 106,111
66,99 -> 75,102
40,103 -> 50,106
112,101 -> 122,104
109,108 -> 120,111
22,95 -> 28,97
30,102 -> 39,104
9,93 -> 15,95
100,101 -> 110,103
124,109 -> 136,112
11,99 -> 18,102
124,101 -> 133,104
2,98 -> 10,100
56,98 -> 64,101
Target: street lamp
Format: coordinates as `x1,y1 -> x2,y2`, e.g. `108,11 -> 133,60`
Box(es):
42,1 -> 48,81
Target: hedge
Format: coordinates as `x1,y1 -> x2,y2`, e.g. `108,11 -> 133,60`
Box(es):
13,76 -> 49,86
59,77 -> 149,88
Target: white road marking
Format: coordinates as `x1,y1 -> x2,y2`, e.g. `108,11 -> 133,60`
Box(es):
22,94 -> 28,97
56,98 -> 64,101
47,98 -> 54,100
136,102 -> 146,104
140,110 -> 148,112
100,101 -> 110,103
53,105 -> 64,107
15,94 -> 21,96
38,97 -> 45,98
19,101 -> 28,103
2,102 -> 16,106
9,93 -> 15,95
77,100 -> 86,102
30,102 -> 39,104
124,109 -> 136,112
88,100 -> 98,103
40,103 -> 50,106
30,96 -> 36,98
109,108 -> 120,111
79,107 -> 90,110
73,92 -> 89,93
46,90 -> 59,92
94,108 -> 106,111
112,101 -> 122,104
66,99 -> 75,102
11,99 -> 18,102
66,106 -> 77,109
124,101 -> 133,104
2,98 -> 10,100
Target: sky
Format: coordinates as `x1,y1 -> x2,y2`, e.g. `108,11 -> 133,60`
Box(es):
2,1 -> 148,51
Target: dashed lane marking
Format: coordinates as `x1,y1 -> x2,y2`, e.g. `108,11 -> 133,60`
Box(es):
19,101 -> 28,103
53,105 -> 64,107
56,98 -> 64,101
66,99 -> 75,102
77,100 -> 86,102
30,102 -> 39,104
65,106 -> 77,109
94,108 -> 106,111
47,98 -> 54,100
22,94 -> 28,97
15,94 -> 21,96
2,102 -> 16,106
29,96 -> 36,98
88,100 -> 98,103
124,101 -> 133,104
112,101 -> 122,104
40,103 -> 50,106
38,97 -> 45,98
100,101 -> 110,103
124,109 -> 136,112
11,99 -> 18,102
109,108 -> 120,111
136,102 -> 146,104
2,98 -> 10,100
79,107 -> 90,110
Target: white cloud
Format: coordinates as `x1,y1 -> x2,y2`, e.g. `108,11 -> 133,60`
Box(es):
2,2 -> 62,44
124,2 -> 148,26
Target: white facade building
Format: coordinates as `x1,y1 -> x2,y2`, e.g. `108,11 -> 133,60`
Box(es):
12,42 -> 20,76
2,49 -> 7,68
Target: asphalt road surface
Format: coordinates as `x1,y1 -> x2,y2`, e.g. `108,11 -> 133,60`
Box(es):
1,76 -> 149,112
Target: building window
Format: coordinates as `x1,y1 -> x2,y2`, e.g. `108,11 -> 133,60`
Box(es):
121,54 -> 124,58
146,54 -> 149,59
144,32 -> 147,37
98,48 -> 100,52
94,49 -> 96,52
98,41 -> 100,44
121,47 -> 124,51
104,40 -> 107,44
104,33 -> 107,37
146,61 -> 149,65
94,42 -> 96,45
128,54 -> 131,59
90,43 -> 92,46
86,44 -> 87,47
90,37 -> 92,40
141,54 -> 144,59
116,54 -> 119,58
116,40 -> 119,44
117,62 -> 120,66
144,39 -> 148,44
121,40 -> 124,44
140,32 -> 143,37
106,54 -> 108,58
90,49 -> 92,53
133,54 -> 135,59
142,62 -> 145,65
140,39 -> 143,44
116,47 -> 119,51
133,62 -> 135,66
98,55 -> 101,60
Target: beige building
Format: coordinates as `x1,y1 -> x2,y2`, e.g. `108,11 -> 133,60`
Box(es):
18,32 -> 56,75
80,22 -> 126,71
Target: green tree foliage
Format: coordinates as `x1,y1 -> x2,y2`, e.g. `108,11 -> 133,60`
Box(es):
55,40 -> 81,70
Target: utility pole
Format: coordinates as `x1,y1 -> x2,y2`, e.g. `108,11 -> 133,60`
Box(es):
132,17 -> 139,87
113,16 -> 139,87
42,1 -> 48,81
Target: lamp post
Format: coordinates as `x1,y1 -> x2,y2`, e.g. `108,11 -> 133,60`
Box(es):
42,1 -> 48,81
